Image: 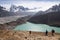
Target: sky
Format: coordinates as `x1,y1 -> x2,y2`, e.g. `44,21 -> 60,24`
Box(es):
0,0 -> 60,12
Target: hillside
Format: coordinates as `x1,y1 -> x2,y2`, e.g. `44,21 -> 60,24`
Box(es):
28,4 -> 60,27
28,11 -> 60,27
0,30 -> 60,40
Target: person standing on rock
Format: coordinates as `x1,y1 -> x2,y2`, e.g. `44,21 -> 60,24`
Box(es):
29,31 -> 32,37
29,31 -> 31,34
45,30 -> 48,36
51,29 -> 55,36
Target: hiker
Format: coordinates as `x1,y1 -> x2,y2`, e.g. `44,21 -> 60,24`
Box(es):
51,29 -> 55,36
45,30 -> 48,36
29,31 -> 31,34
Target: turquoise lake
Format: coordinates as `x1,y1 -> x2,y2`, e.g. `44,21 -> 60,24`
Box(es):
14,22 -> 60,33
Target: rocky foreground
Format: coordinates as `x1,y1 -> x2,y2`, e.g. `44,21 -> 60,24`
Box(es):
0,30 -> 60,40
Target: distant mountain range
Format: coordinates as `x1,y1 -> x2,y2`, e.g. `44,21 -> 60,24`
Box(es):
10,5 -> 40,12
10,5 -> 30,12
10,5 -> 36,17
28,4 -> 60,27
0,5 -> 36,17
0,6 -> 16,17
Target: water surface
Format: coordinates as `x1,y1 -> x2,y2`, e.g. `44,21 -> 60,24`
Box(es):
14,22 -> 60,33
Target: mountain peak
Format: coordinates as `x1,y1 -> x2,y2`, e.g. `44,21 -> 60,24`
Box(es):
46,4 -> 60,13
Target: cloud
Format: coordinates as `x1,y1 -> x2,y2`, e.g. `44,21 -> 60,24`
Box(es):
31,0 -> 60,1
0,0 -> 60,2
0,0 -> 59,5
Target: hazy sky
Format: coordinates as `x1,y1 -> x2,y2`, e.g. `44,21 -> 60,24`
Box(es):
0,0 -> 60,12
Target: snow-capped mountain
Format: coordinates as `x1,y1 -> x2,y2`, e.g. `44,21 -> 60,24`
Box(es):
10,5 -> 17,12
46,4 -> 60,13
10,5 -> 30,12
10,5 -> 36,16
34,4 -> 60,16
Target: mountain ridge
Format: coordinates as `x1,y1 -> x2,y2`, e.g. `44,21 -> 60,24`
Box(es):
28,4 -> 60,27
